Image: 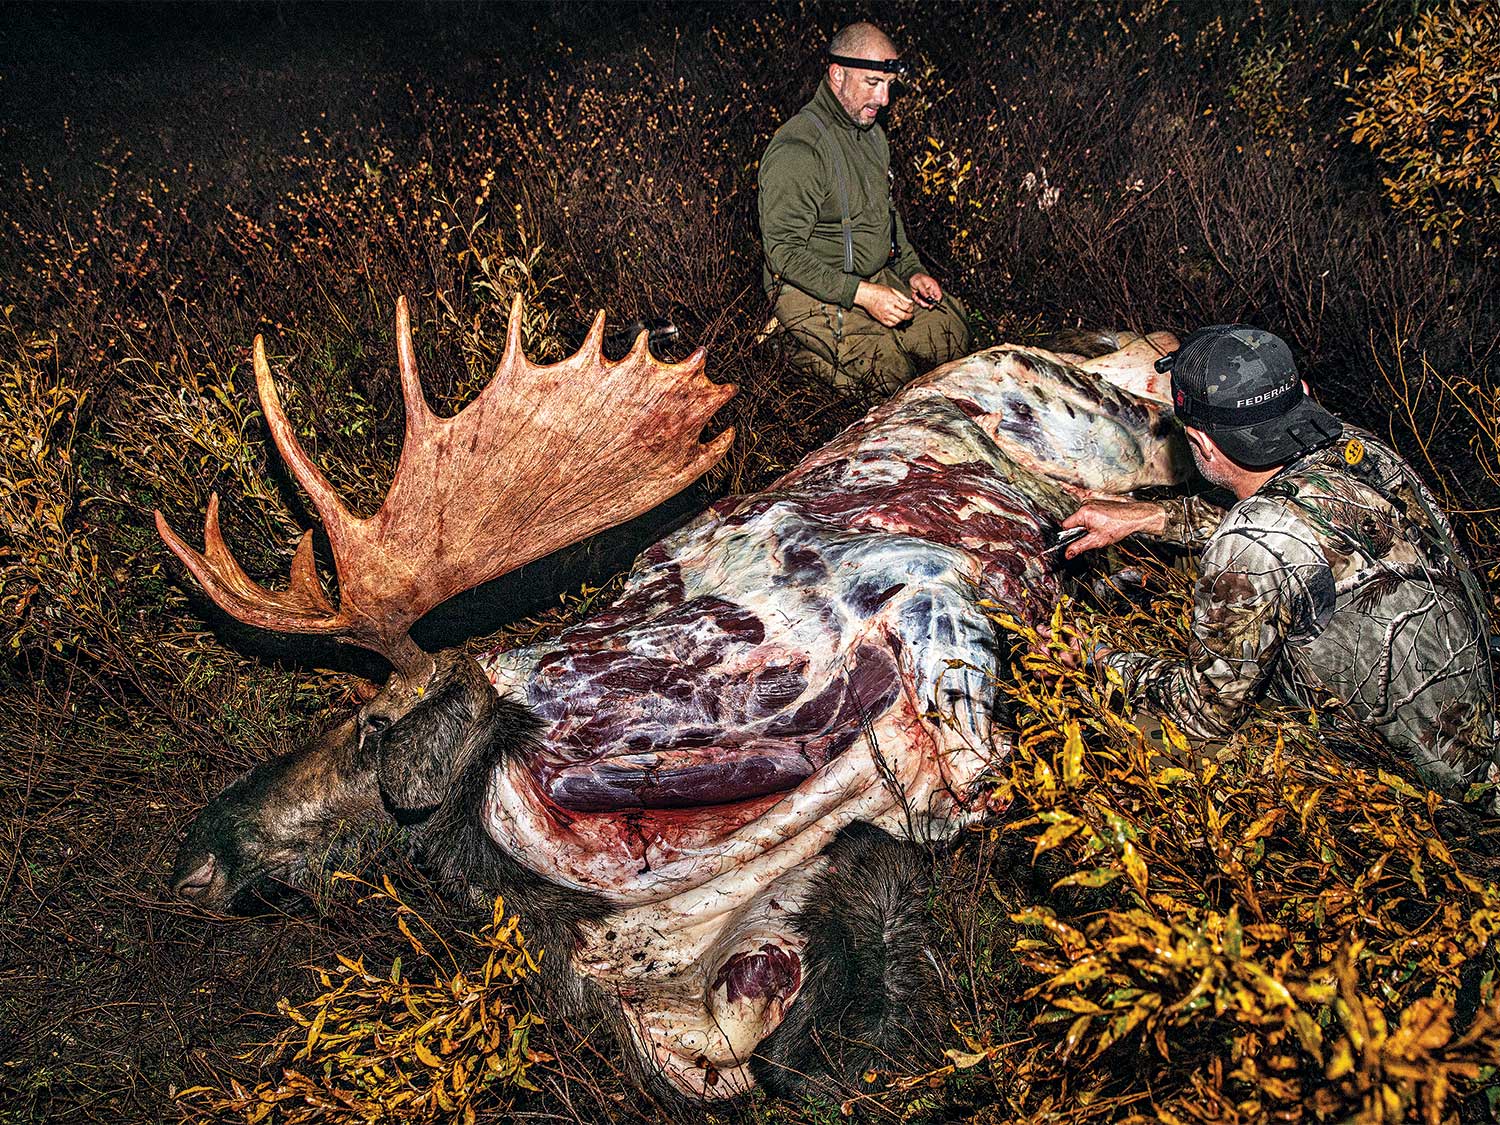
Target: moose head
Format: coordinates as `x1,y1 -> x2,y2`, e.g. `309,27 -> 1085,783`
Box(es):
160,296 -> 735,912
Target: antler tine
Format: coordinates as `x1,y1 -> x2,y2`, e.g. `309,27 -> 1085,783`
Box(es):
253,336 -> 358,539
624,321 -> 655,364
579,306 -> 608,359
501,291 -> 525,368
154,495 -> 337,631
394,295 -> 435,441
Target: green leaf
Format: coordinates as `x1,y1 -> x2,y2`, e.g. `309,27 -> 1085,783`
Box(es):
1052,868 -> 1121,890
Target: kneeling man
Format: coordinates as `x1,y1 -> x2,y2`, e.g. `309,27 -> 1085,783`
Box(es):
758,21 -> 970,396
1062,325 -> 1497,801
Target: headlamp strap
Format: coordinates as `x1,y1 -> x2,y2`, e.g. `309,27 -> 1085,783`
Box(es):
827,52 -> 908,76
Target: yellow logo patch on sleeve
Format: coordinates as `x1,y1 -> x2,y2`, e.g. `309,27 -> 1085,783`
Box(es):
1343,438 -> 1365,466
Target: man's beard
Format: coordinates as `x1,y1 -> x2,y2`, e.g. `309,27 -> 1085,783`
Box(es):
1191,445 -> 1237,492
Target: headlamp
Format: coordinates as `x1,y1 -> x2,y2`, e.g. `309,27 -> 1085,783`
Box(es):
827,51 -> 910,79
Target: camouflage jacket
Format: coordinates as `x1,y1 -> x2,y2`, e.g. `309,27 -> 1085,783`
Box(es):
1103,429 -> 1498,798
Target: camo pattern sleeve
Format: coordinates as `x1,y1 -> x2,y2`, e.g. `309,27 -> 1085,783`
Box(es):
1102,496 -> 1325,739
1158,494 -> 1229,547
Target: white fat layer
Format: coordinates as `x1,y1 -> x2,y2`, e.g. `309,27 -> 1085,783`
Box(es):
582,858 -> 827,1098
904,345 -> 1189,496
1077,332 -> 1179,404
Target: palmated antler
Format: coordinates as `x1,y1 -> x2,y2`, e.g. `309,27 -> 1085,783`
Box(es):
156,296 -> 735,679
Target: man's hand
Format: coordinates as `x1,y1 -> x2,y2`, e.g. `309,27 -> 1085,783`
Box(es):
908,273 -> 943,308
1060,499 -> 1167,559
855,281 -> 915,327
1028,623 -> 1084,687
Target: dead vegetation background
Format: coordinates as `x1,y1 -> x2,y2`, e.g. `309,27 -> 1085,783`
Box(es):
1,2 -> 1497,1122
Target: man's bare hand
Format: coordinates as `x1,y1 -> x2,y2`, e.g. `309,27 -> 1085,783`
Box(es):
855,281 -> 915,327
908,273 -> 943,307
1060,499 -> 1167,558
1028,623 -> 1084,689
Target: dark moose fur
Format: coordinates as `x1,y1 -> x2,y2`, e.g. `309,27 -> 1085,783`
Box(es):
754,822 -> 944,1097
173,652 -> 944,1106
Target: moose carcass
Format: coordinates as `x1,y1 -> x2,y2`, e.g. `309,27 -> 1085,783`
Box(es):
159,297 -> 1185,1101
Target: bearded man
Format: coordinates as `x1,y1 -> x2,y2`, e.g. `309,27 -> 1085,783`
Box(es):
758,22 -> 969,397
1061,325 -> 1498,804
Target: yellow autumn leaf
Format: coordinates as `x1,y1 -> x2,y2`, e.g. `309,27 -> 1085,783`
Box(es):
1052,867 -> 1121,890
1062,1013 -> 1094,1060
1061,720 -> 1084,788
1032,817 -> 1083,858
1045,957 -> 1108,989
943,1047 -> 992,1070
297,1006 -> 327,1061
1154,766 -> 1194,785
1120,840 -> 1149,897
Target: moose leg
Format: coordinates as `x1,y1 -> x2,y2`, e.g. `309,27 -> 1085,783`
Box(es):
751,822 -> 943,1099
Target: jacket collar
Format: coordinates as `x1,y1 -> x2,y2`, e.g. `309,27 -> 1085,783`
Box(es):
810,78 -> 868,132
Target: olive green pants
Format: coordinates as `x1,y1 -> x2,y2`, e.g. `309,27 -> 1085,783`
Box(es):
774,267 -> 971,397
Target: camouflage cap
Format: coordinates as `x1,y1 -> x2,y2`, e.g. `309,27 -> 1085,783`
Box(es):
1158,324 -> 1342,469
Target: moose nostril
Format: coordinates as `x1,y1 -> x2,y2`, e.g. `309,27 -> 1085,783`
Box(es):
174,855 -> 217,897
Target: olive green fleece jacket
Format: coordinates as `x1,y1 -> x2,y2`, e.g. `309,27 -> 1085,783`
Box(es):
758,80 -> 926,309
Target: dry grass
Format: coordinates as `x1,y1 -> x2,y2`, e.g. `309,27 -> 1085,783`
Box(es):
1,3 -> 1497,1123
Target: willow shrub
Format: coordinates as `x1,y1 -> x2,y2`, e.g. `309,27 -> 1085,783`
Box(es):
1346,1 -> 1500,250
178,878 -> 545,1125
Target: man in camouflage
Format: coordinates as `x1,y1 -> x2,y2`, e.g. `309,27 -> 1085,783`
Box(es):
757,22 -> 970,397
1061,325 -> 1498,802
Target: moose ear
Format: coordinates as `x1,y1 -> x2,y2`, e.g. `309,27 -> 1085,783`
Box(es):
374,663 -> 489,819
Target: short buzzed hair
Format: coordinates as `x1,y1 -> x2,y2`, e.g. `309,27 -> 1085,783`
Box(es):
829,21 -> 894,57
